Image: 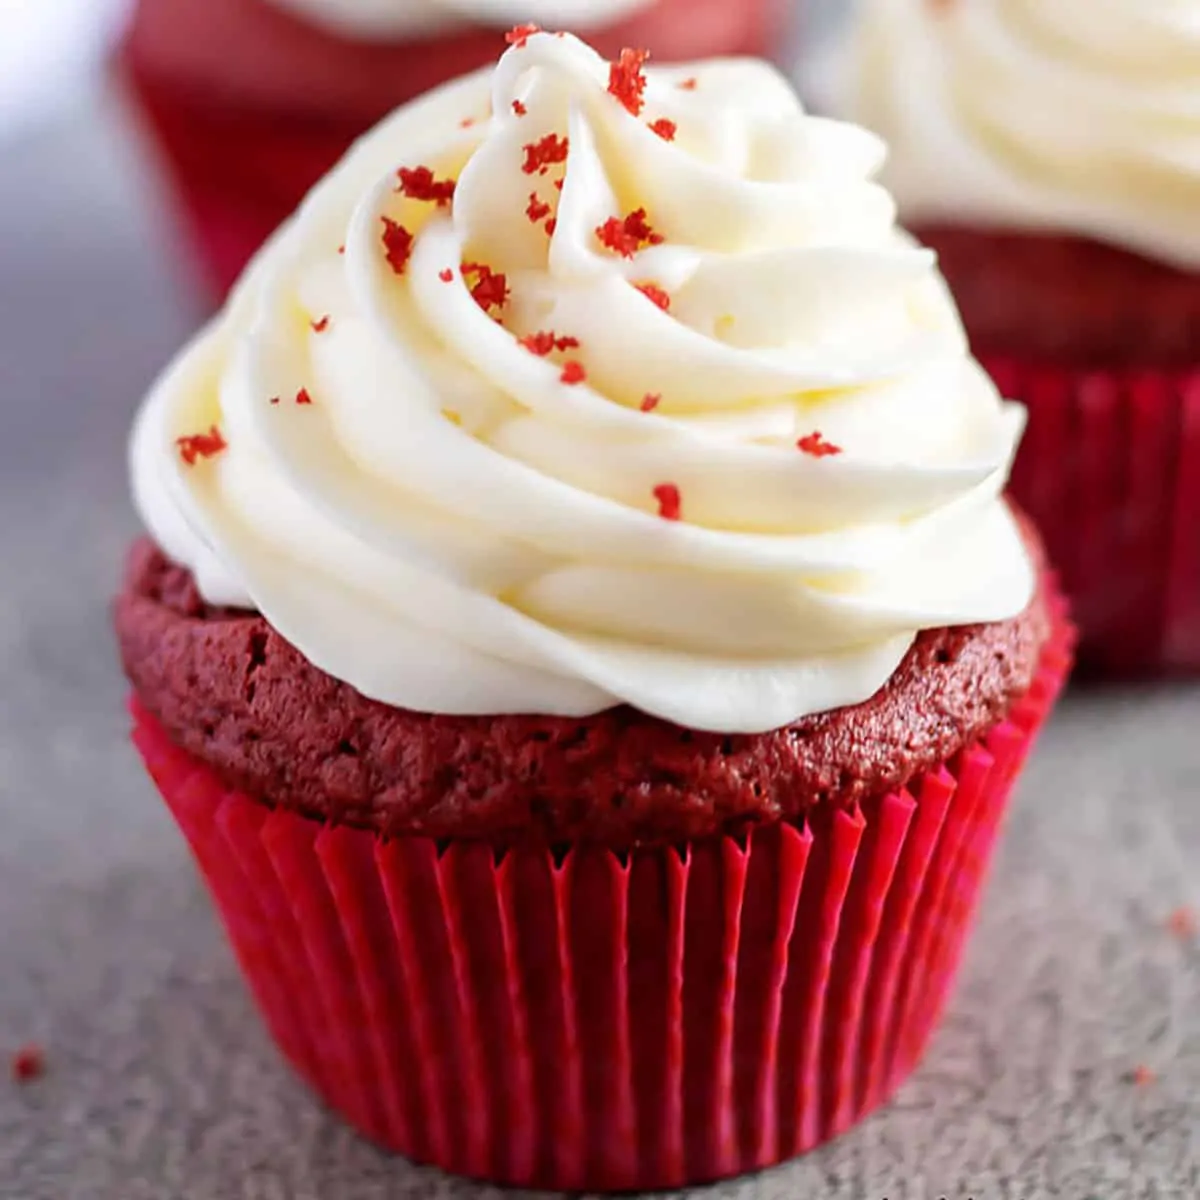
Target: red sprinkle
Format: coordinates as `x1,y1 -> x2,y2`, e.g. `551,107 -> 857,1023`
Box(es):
544,217 -> 557,236
337,244 -> 345,254
176,426 -> 227,466
560,361 -> 587,385
522,133 -> 570,175
1168,906 -> 1197,939
649,118 -> 677,141
797,431 -> 843,458
460,117 -> 476,128
11,1045 -> 44,1084
653,483 -> 681,520
678,76 -> 698,90
1131,1065 -> 1156,1087
609,47 -> 650,116
462,262 -> 510,312
269,396 -> 279,405
506,23 -> 540,48
396,165 -> 456,207
526,192 -> 552,224
640,393 -> 661,412
512,99 -> 527,116
635,282 -> 671,311
554,179 -> 564,191
439,268 -> 454,282
519,330 -> 580,356
596,208 -> 665,257
310,315 -> 330,332
381,217 -> 414,275
295,388 -> 313,406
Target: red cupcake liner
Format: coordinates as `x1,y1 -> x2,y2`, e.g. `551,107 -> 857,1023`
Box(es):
119,55 -> 350,298
118,0 -> 785,299
128,587 -> 1072,1191
989,357 -> 1200,673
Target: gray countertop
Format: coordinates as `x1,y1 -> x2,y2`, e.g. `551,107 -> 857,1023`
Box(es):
1,94 -> 1198,1200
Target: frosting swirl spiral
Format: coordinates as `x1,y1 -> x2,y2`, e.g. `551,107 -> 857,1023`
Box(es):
833,0 -> 1200,269
132,31 -> 1033,733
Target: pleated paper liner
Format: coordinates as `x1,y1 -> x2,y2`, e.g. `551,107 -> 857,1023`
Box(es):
129,587 -> 1072,1192
990,357 -> 1200,674
118,54 -> 350,299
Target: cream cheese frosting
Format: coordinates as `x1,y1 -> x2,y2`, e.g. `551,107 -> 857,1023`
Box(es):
266,0 -> 656,41
826,0 -> 1200,269
130,31 -> 1034,733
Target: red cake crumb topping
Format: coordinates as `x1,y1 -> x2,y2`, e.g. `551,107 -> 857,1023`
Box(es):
462,262 -> 510,313
380,217 -> 414,275
640,393 -> 661,412
396,165 -> 455,208
1168,906 -> 1197,939
526,192 -> 552,224
522,133 -> 570,175
653,483 -> 681,520
505,24 -> 540,48
438,268 -> 454,282
609,48 -> 650,116
797,431 -> 842,458
512,99 -> 527,116
649,118 -> 677,141
310,315 -> 329,333
519,331 -> 580,356
596,208 -> 664,257
176,427 -> 227,466
559,361 -> 587,385
294,388 -> 313,406
635,282 -> 671,311
11,1046 -> 44,1084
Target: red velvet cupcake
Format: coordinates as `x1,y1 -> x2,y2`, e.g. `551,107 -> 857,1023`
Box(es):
822,0 -> 1200,673
118,0 -> 789,297
117,33 -> 1071,1190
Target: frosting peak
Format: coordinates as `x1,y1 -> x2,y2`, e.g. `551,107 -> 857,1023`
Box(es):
831,0 -> 1200,268
131,32 -> 1033,733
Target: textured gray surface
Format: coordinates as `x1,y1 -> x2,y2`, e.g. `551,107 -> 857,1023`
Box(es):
1,95 -> 1199,1200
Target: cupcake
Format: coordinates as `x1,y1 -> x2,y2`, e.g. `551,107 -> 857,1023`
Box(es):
119,0 -> 787,298
116,32 -> 1072,1191
819,0 -> 1200,673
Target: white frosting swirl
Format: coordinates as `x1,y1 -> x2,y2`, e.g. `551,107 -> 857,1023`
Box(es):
828,0 -> 1200,269
266,0 -> 656,41
131,32 -> 1033,733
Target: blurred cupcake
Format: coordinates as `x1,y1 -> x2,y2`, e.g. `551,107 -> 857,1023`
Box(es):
116,33 -> 1071,1190
820,0 -> 1200,673
119,0 -> 787,297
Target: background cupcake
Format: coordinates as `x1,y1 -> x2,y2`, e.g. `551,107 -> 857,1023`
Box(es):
119,0 -> 790,298
116,32 -> 1072,1190
817,0 -> 1200,674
